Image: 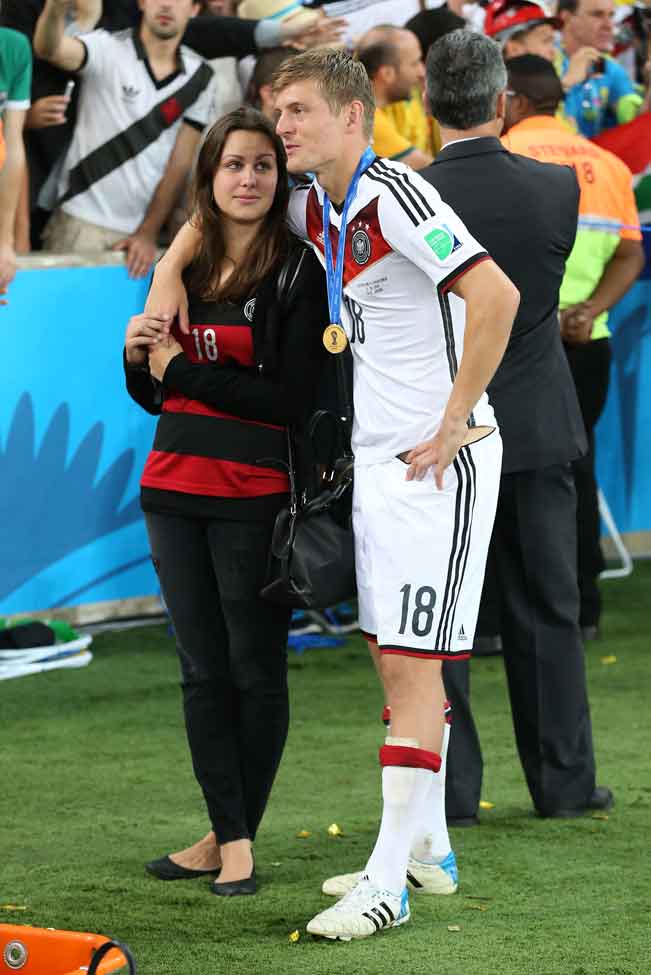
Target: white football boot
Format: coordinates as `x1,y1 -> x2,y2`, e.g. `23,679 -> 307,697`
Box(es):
322,850 -> 458,897
307,877 -> 410,941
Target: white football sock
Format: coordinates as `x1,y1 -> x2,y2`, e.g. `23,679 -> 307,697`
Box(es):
409,722 -> 452,864
364,738 -> 434,894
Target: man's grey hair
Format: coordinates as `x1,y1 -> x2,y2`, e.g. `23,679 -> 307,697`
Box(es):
426,30 -> 507,129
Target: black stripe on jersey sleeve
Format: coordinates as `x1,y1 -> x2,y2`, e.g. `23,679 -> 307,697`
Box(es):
375,158 -> 436,221
365,166 -> 421,226
153,412 -> 288,468
437,252 -> 490,293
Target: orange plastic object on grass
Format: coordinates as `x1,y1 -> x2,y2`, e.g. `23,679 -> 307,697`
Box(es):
0,925 -> 135,975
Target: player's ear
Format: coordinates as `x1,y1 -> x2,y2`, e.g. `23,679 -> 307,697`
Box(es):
347,100 -> 365,131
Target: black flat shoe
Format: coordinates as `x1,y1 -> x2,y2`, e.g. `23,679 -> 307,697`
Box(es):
212,867 -> 256,897
538,786 -> 614,819
145,855 -> 221,881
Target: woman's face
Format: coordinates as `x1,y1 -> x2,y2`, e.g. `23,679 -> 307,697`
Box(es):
212,129 -> 279,226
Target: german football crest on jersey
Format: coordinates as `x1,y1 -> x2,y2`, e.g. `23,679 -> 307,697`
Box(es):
352,228 -> 371,265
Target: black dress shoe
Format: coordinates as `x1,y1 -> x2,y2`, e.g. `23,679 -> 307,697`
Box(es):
539,786 -> 614,819
145,855 -> 221,881
212,867 -> 256,897
447,814 -> 480,827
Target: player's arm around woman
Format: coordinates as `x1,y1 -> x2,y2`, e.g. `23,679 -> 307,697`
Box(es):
124,108 -> 328,897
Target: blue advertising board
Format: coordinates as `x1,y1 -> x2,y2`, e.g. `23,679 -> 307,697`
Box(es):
1,262 -> 650,616
0,263 -> 157,615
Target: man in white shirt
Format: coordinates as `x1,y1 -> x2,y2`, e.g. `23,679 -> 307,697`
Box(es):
143,48 -> 519,941
34,0 -> 214,277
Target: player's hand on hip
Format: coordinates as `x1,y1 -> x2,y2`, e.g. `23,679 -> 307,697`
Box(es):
148,336 -> 183,381
145,255 -> 190,334
405,416 -> 468,490
125,313 -> 172,366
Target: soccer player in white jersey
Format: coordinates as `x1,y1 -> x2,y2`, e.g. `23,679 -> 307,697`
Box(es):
145,50 -> 519,941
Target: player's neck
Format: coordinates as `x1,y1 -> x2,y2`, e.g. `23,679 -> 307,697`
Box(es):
317,144 -> 370,205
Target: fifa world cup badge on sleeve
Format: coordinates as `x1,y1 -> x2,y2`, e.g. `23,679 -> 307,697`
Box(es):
323,323 -> 348,354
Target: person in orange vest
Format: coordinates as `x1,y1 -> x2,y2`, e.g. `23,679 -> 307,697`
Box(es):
502,53 -> 645,638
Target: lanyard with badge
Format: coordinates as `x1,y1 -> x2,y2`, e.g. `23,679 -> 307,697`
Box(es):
322,146 -> 376,354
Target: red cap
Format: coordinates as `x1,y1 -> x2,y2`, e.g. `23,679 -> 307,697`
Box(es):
484,0 -> 561,41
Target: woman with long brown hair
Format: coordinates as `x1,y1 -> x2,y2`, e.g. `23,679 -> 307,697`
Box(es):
124,108 -> 328,897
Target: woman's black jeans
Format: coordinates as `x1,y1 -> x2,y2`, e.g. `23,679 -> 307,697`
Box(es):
146,511 -> 291,844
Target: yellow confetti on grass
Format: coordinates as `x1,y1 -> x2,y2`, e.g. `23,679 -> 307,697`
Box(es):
592,812 -> 610,821
447,925 -> 461,932
327,823 -> 344,837
1,905 -> 27,911
479,800 -> 495,810
296,830 -> 311,839
288,930 -> 300,943
600,655 -> 617,665
465,903 -> 489,912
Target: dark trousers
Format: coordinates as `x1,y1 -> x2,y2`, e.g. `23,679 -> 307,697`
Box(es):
146,512 -> 291,844
443,464 -> 596,816
564,338 -> 612,627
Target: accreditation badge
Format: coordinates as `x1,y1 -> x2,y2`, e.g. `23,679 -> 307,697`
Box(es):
323,323 -> 348,354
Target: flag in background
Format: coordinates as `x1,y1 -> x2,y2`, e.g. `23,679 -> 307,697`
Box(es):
592,112 -> 651,271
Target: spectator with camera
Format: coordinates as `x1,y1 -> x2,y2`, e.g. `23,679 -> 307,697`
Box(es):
556,0 -> 647,137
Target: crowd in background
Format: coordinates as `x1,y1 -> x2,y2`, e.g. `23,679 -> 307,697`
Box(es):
0,0 -> 649,289
0,0 -> 649,632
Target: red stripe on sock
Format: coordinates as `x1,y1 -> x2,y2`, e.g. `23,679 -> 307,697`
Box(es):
381,705 -> 392,726
379,744 -> 441,773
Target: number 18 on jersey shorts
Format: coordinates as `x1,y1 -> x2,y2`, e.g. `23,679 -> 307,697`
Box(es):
353,432 -> 502,658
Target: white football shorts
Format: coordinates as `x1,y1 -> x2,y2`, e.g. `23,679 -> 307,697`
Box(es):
353,431 -> 502,659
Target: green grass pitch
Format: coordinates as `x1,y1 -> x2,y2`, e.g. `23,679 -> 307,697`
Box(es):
2,563 -> 649,975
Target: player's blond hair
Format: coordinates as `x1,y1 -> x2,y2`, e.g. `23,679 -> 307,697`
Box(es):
271,48 -> 376,141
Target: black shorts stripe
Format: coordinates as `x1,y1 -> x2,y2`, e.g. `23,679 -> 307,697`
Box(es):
363,911 -> 381,931
365,166 -> 421,227
434,455 -> 467,650
153,412 -> 287,468
446,446 -> 478,645
374,158 -> 436,220
439,447 -> 477,648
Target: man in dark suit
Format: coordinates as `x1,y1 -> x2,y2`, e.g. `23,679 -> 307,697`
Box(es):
421,29 -> 613,819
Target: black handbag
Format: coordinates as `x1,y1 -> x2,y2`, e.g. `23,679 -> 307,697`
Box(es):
260,255 -> 356,610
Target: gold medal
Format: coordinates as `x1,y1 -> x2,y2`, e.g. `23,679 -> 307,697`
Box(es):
323,323 -> 348,354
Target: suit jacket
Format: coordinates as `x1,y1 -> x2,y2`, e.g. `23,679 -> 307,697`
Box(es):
421,137 -> 587,473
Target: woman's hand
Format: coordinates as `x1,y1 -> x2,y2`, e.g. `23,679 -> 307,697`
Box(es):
125,313 -> 172,366
145,258 -> 190,333
149,336 -> 184,381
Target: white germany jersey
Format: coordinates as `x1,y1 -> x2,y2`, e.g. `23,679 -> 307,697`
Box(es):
59,29 -> 214,234
288,156 -> 496,465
